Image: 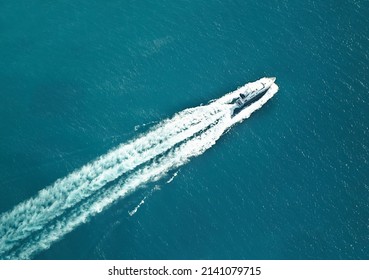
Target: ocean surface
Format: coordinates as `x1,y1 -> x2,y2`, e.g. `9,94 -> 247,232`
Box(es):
0,0 -> 368,259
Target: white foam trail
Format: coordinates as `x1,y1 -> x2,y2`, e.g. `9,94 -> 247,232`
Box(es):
6,84 -> 278,259
128,168 -> 180,217
166,170 -> 179,184
128,185 -> 160,216
9,115 -> 229,259
0,104 -> 225,254
128,199 -> 145,216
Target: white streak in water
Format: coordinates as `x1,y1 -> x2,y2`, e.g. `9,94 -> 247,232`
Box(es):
0,105 -> 224,254
10,115 -> 229,259
166,170 -> 179,184
128,185 -> 161,217
0,82 -> 278,259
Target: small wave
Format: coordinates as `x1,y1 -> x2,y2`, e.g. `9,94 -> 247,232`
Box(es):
166,170 -> 180,184
128,185 -> 161,216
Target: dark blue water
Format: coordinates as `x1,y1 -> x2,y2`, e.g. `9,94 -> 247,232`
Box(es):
0,0 -> 368,259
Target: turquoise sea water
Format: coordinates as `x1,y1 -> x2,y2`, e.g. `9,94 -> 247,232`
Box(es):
0,0 -> 368,259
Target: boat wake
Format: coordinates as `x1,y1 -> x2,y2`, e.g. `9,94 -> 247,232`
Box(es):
0,82 -> 278,259
128,185 -> 161,217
